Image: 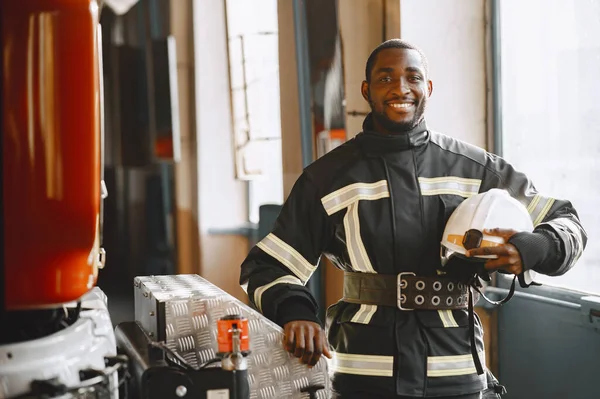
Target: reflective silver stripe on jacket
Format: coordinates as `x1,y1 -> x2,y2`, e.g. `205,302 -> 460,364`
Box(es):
438,310 -> 459,328
321,181 -> 389,274
321,180 -> 389,215
253,275 -> 303,312
332,352 -> 394,377
427,352 -> 485,377
256,233 -> 317,283
418,177 -> 482,197
344,202 -> 377,273
526,194 -> 556,226
350,304 -> 378,324
542,217 -> 585,264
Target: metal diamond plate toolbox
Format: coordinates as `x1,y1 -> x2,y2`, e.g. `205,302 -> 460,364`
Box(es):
134,274 -> 330,399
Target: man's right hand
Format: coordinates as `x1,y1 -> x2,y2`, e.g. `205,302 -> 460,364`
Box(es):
283,320 -> 332,367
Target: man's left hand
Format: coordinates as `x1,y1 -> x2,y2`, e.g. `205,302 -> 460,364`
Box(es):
465,228 -> 524,275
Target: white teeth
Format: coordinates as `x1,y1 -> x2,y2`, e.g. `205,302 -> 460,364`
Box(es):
389,103 -> 413,108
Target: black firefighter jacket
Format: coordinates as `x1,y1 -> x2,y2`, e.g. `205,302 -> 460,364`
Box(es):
239,115 -> 587,397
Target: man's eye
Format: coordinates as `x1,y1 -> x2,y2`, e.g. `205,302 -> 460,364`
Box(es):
380,77 -> 391,82
409,76 -> 422,82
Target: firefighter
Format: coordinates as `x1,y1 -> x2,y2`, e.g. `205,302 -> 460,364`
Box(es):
239,39 -> 587,398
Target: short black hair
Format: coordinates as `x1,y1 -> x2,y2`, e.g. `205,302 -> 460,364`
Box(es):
365,39 -> 429,82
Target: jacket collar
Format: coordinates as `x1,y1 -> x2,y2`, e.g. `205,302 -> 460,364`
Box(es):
354,113 -> 430,154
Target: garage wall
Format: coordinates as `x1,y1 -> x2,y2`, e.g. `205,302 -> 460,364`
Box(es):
400,0 -> 488,148
192,0 -> 249,301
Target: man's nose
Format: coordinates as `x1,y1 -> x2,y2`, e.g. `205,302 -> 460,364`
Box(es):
399,77 -> 411,93
391,77 -> 411,95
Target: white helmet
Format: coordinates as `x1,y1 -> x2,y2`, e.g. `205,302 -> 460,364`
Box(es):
440,188 -> 538,284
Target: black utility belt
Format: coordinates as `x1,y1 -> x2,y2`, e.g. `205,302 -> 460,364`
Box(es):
342,271 -> 477,310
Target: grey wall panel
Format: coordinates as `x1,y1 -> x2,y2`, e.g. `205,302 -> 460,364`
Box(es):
498,296 -> 600,399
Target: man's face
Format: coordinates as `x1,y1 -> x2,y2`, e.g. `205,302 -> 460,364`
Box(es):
361,48 -> 433,134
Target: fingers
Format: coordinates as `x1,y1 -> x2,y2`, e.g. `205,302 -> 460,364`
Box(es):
308,328 -> 332,367
483,228 -> 518,239
294,326 -> 305,358
318,329 -> 333,359
282,321 -> 331,367
283,323 -> 296,353
466,245 -> 511,258
484,257 -> 523,275
482,244 -> 523,275
322,335 -> 333,359
296,329 -> 315,365
466,242 -> 523,275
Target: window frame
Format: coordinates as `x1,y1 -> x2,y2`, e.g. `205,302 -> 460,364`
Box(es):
488,0 -> 598,299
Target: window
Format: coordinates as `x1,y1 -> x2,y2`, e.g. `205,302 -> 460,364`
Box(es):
498,0 -> 600,293
225,0 -> 284,223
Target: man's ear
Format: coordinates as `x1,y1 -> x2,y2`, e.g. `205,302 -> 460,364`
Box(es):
427,80 -> 434,97
361,80 -> 370,103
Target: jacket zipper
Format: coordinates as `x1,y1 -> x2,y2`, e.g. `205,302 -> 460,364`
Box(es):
380,155 -> 400,393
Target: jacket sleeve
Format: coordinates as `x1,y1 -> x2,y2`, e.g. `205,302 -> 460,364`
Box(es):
480,152 -> 587,276
239,172 -> 332,327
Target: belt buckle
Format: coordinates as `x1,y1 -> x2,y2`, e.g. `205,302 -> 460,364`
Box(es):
397,272 -> 416,311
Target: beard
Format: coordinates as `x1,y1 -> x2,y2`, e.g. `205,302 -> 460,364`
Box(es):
370,97 -> 427,134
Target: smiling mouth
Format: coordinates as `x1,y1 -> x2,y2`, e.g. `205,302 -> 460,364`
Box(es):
386,102 -> 415,111
388,103 -> 414,109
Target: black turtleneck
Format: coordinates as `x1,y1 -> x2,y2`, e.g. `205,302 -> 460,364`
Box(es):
354,114 -> 430,154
